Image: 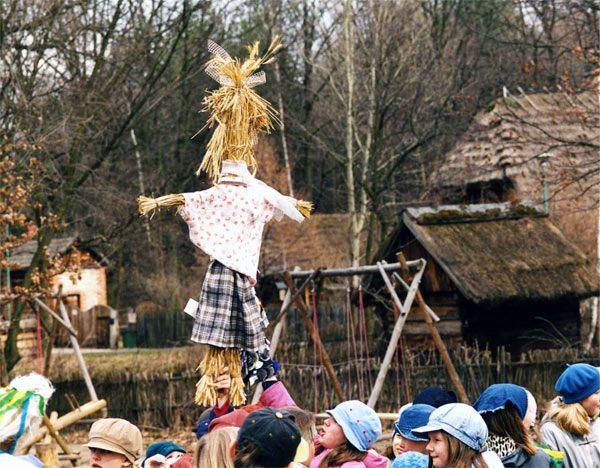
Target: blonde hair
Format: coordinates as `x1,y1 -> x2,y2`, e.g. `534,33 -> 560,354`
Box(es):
545,398 -> 591,437
195,426 -> 239,468
281,406 -> 317,441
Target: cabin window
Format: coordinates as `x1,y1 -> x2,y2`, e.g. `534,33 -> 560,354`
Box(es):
64,294 -> 81,310
465,178 -> 515,203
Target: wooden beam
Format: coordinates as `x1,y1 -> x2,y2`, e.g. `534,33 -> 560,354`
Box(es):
391,271 -> 440,322
289,261 -> 422,279
397,253 -> 469,404
31,297 -> 77,337
268,269 -> 321,331
35,441 -> 59,467
43,415 -> 78,466
283,272 -> 344,401
367,261 -> 425,408
58,299 -> 98,402
21,399 -> 107,451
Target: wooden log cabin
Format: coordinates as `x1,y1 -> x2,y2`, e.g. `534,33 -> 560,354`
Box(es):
368,202 -> 599,353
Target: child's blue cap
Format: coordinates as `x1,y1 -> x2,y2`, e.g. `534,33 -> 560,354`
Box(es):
326,400 -> 381,451
413,403 -> 487,452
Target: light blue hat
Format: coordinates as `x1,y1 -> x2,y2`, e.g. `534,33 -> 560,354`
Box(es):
391,451 -> 429,468
326,400 -> 381,451
412,403 -> 487,452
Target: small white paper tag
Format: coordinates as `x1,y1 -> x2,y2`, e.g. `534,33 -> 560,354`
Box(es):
184,298 -> 199,317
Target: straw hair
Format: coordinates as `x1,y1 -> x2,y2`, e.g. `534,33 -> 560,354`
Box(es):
196,38 -> 281,180
195,347 -> 245,407
545,399 -> 591,437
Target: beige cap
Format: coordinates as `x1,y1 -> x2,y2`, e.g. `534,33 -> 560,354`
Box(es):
84,418 -> 143,464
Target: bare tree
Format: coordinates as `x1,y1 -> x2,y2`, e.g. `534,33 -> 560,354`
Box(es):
0,0 -> 212,370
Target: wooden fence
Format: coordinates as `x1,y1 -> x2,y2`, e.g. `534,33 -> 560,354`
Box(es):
49,345 -> 599,428
135,310 -> 194,348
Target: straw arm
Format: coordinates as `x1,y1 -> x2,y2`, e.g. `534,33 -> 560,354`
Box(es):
137,193 -> 185,216
295,199 -> 313,218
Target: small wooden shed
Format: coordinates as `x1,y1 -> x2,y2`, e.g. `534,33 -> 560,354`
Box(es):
370,202 -> 599,353
9,237 -> 108,310
7,237 -> 112,347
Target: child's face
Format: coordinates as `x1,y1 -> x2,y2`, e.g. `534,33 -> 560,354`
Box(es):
319,417 -> 347,449
392,433 -> 427,457
426,431 -> 449,468
580,390 -> 600,419
523,398 -> 537,432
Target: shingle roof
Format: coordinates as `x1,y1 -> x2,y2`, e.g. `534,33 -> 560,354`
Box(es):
9,237 -> 78,270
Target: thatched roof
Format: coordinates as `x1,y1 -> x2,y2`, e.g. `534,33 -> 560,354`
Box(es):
261,213 -> 365,276
379,202 -> 599,304
10,236 -> 107,270
431,91 -> 598,189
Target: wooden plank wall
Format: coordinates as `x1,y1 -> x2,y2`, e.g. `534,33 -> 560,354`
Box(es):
397,230 -> 464,346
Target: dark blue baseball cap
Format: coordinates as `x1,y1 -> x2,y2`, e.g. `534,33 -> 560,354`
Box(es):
413,386 -> 458,408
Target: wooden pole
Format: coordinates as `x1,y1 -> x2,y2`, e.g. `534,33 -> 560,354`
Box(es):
267,269 -> 321,332
283,272 -> 345,401
35,441 -> 59,468
289,261 -> 421,279
251,285 -> 294,404
391,272 -> 440,322
43,287 -> 62,376
367,261 -> 425,408
397,253 -> 469,403
43,415 -> 78,466
31,297 -> 77,336
58,299 -> 98,402
22,399 -> 107,450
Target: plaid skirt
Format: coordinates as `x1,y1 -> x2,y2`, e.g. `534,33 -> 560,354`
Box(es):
191,260 -> 268,351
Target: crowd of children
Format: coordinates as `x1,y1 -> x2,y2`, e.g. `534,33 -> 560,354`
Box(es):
0,362 -> 598,467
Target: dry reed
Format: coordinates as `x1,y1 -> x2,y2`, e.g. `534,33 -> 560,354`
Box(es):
196,37 -> 281,180
138,194 -> 185,216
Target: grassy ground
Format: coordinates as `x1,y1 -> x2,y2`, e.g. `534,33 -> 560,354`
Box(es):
12,346 -> 201,382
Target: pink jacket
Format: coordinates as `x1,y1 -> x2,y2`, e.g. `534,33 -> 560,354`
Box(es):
309,449 -> 389,468
259,380 -> 296,407
208,381 -> 296,432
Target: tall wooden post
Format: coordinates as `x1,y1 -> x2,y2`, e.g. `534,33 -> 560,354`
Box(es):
58,299 -> 98,402
283,272 -> 345,401
397,253 -> 468,403
367,261 -> 425,408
